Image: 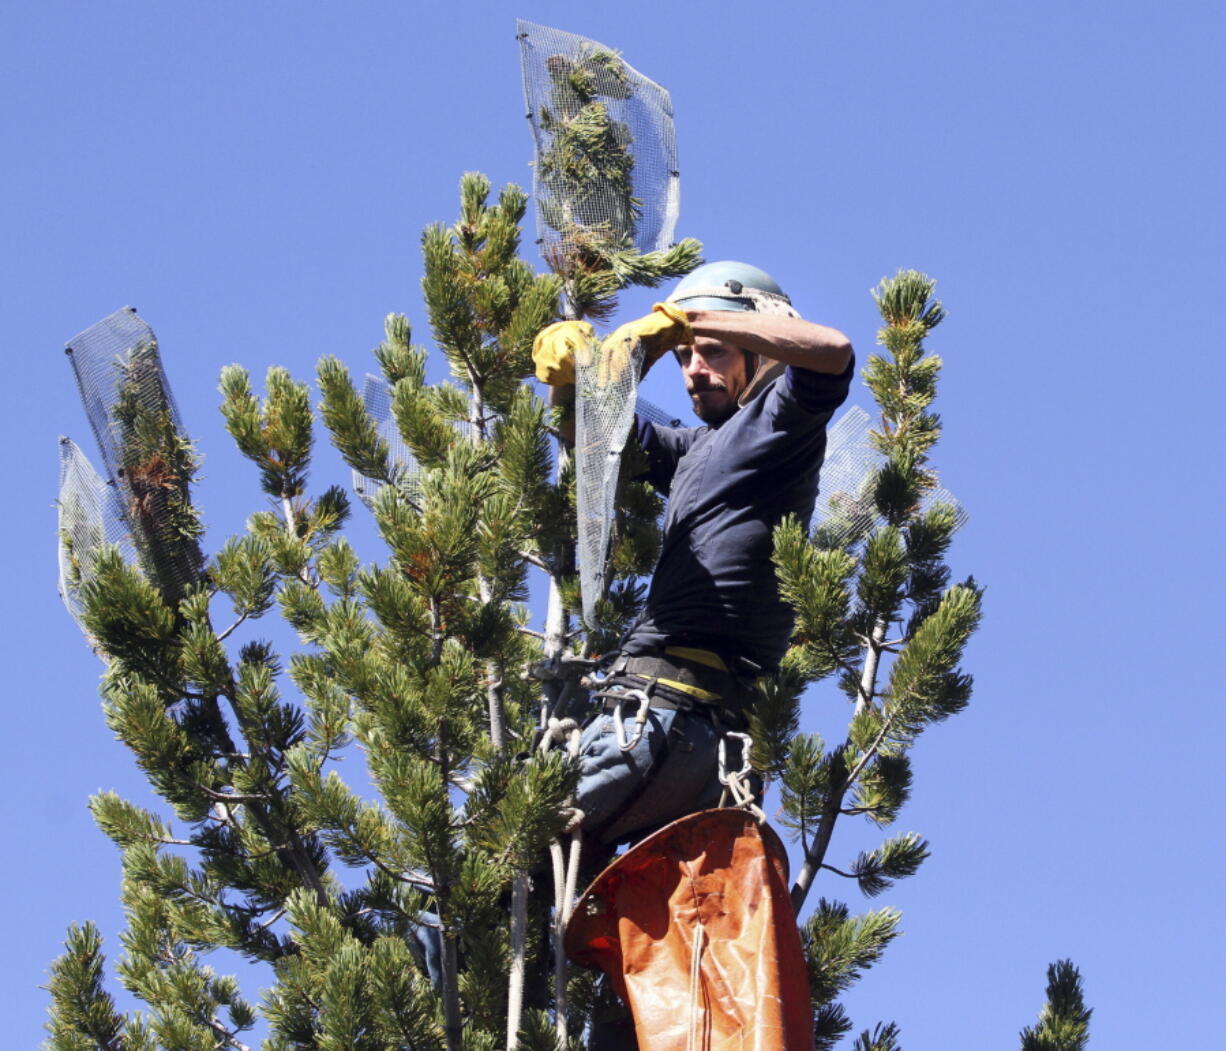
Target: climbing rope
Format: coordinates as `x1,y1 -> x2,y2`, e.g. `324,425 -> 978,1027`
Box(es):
686,921 -> 707,1051
506,715 -> 586,1050
505,874 -> 529,1049
540,715 -> 585,1047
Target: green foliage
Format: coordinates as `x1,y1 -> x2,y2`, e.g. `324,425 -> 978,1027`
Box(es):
220,366 -> 313,502
779,733 -> 834,848
849,832 -> 929,898
48,170 -> 679,1051
533,44 -> 701,319
746,657 -> 806,778
110,341 -> 205,605
803,898 -> 901,1040
851,1022 -> 902,1051
52,172 -> 1060,1049
420,173 -> 561,414
763,270 -> 998,1039
1019,960 -> 1092,1051
44,923 -> 130,1051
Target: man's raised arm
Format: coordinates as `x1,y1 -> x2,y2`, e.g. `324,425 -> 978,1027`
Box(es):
685,310 -> 853,375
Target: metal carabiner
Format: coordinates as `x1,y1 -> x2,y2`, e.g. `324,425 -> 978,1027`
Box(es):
718,731 -> 764,818
613,688 -> 652,752
718,731 -> 754,786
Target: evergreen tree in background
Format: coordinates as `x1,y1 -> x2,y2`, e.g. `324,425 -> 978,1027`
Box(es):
757,269 -> 982,1046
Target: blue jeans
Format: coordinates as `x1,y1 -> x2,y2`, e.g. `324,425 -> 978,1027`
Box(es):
574,688 -> 729,846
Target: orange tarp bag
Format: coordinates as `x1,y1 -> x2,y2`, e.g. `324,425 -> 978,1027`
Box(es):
565,808 -> 814,1051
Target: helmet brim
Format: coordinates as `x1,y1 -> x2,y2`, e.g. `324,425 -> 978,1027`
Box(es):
671,294 -> 757,313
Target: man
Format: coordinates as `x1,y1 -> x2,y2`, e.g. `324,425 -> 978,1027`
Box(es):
534,261 -> 854,847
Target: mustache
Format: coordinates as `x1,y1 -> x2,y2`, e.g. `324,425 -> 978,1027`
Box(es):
687,380 -> 727,395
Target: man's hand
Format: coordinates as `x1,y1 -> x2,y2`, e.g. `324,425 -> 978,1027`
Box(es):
533,320 -> 596,386
597,302 -> 694,386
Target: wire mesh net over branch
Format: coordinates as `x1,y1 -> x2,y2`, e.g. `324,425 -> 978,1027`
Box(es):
351,373 -> 415,510
574,331 -> 646,631
350,374 -> 474,511
518,20 -> 680,275
814,404 -> 967,547
57,437 -> 138,637
64,307 -> 203,605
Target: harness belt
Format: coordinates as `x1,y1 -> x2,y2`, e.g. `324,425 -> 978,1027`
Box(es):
602,647 -> 761,723
618,655 -> 732,698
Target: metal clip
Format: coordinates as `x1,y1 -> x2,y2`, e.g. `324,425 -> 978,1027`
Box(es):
612,688 -> 651,752
718,732 -> 753,787
718,731 -> 764,820
582,665 -> 611,691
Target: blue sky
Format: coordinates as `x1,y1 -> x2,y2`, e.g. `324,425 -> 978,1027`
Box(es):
4,2 -> 1223,1047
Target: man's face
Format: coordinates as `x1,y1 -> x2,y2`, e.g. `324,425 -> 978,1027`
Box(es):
677,337 -> 749,424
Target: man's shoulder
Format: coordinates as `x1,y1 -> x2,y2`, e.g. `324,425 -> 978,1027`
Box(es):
638,414 -> 706,449
776,359 -> 856,417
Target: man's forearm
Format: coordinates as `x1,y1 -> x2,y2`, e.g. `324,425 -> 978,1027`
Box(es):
687,310 -> 853,374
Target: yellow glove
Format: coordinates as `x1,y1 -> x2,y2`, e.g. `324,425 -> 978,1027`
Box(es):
533,320 -> 596,386
597,302 -> 694,386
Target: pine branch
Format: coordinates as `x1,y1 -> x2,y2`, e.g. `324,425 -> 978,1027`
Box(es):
43,923 -> 127,1051
852,1021 -> 902,1051
1019,960 -> 1091,1051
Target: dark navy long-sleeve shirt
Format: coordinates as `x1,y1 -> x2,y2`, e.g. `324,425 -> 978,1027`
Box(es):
622,359 -> 854,671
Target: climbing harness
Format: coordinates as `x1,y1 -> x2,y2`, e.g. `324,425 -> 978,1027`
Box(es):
526,645 -> 777,1049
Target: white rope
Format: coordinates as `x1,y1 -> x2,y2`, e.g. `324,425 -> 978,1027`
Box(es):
551,722 -> 585,1044
686,912 -> 707,1051
540,715 -> 579,752
562,828 -> 583,924
507,718 -> 584,1048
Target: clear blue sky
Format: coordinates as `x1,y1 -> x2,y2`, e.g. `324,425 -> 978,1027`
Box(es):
4,2 -> 1222,1047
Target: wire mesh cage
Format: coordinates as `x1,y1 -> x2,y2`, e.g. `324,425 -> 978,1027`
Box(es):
351,374 -> 474,511
518,19 -> 680,265
352,374 -> 415,510
635,397 -> 682,430
574,332 -> 647,629
813,404 -> 968,547
57,437 -> 138,634
64,307 -> 203,604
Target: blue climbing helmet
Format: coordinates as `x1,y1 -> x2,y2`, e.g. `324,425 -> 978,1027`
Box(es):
667,261 -> 796,315
667,261 -> 800,405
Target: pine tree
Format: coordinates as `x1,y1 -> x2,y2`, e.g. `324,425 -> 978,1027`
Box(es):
726,269 -> 967,1045
759,270 -> 1087,1047
47,38 -> 1085,1038
44,171 -> 699,1050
